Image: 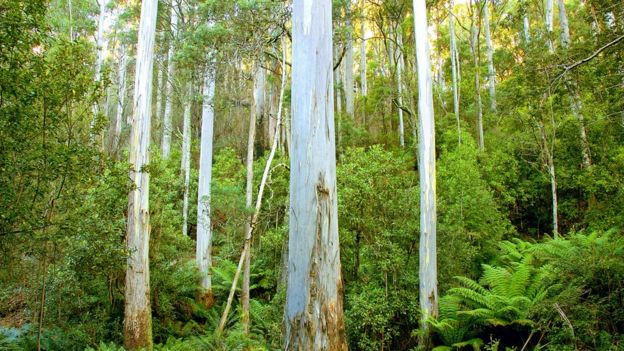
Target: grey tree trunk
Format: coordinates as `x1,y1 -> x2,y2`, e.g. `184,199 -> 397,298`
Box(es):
90,0 -> 109,140
538,120 -> 558,236
522,0 -> 531,43
161,1 -> 179,159
483,0 -> 497,113
181,83 -> 192,236
397,30 -> 405,148
284,0 -> 347,349
413,0 -> 438,348
546,0 -> 555,51
254,65 -> 267,148
124,0 -> 157,349
557,0 -> 570,47
155,33 -> 165,137
449,0 -> 461,144
470,1 -> 485,150
114,44 -> 128,153
360,17 -> 367,124
196,54 -> 216,307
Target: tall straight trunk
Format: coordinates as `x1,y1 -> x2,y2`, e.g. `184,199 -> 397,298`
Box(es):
483,0 -> 497,113
360,16 -> 367,124
155,33 -> 165,137
90,0 -> 109,139
345,4 -> 355,118
470,0 -> 485,150
538,121 -> 558,236
557,0 -> 570,47
196,54 -> 216,307
284,0 -> 347,349
449,0 -> 461,144
397,31 -> 405,148
181,83 -> 192,236
545,0 -> 554,51
254,66 -> 267,148
242,64 -> 261,335
413,0 -> 438,348
124,0 -> 157,349
114,44 -> 128,153
161,1 -> 179,159
522,0 -> 531,43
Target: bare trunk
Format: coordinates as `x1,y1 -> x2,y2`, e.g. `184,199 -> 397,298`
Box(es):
254,66 -> 267,149
360,15 -> 367,125
345,4 -> 355,118
114,44 -> 128,153
181,83 -> 192,236
557,0 -> 570,48
470,1 -> 485,150
546,0 -> 554,52
155,33 -> 165,138
124,0 -> 157,348
449,0 -> 461,144
522,0 -> 531,43
483,0 -> 497,113
397,31 -> 405,148
90,0 -> 109,140
161,1 -> 178,159
413,0 -> 438,348
196,53 -> 216,307
538,121 -> 558,236
284,1 -> 347,349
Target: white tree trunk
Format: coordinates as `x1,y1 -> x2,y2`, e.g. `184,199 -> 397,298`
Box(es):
196,54 -> 216,306
413,0 -> 438,347
90,0 -> 109,140
124,0 -> 157,349
546,0 -> 555,51
360,18 -> 367,98
155,33 -> 165,136
345,4 -> 355,118
449,0 -> 461,144
181,83 -> 192,236
522,0 -> 531,43
397,31 -> 405,148
114,44 -> 128,152
254,66 -> 267,147
470,1 -> 485,150
557,0 -> 570,48
538,121 -> 558,236
161,1 -> 179,159
483,0 -> 497,112
284,0 -> 347,349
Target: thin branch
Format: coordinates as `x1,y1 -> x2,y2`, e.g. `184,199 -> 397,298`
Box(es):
555,34 -> 624,82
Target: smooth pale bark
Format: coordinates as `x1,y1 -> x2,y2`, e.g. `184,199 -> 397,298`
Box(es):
470,1 -> 485,150
413,0 -> 438,347
546,0 -> 554,51
397,31 -> 405,148
334,46 -> 343,114
218,42 -> 288,335
161,1 -> 179,159
360,18 -> 367,98
344,4 -> 355,118
284,0 -> 347,349
155,33 -> 165,135
557,0 -> 570,47
90,0 -> 109,140
196,55 -> 216,307
449,0 -> 461,144
124,0 -> 157,349
114,44 -> 128,152
483,0 -> 497,113
181,83 -> 192,236
538,120 -> 558,236
523,0 -> 531,43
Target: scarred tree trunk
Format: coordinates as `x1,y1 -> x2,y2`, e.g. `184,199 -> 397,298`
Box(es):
413,0 -> 438,348
161,0 -> 179,159
196,52 -> 216,308
284,0 -> 347,349
124,0 -> 157,349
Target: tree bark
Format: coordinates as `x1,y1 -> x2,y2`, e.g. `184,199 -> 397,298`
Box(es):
284,1 -> 347,349
483,0 -> 497,113
161,0 -> 179,159
397,30 -> 405,148
196,53 -> 216,308
449,0 -> 461,144
413,0 -> 438,348
181,83 -> 192,236
124,0 -> 158,349
522,0 -> 530,43
557,0 -> 570,48
470,0 -> 485,150
344,3 -> 355,118
546,0 -> 555,52
114,44 -> 128,153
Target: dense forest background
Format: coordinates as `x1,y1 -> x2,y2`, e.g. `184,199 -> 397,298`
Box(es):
1,0 -> 623,350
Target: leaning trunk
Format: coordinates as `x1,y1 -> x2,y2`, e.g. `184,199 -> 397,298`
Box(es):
124,0 -> 158,349
284,0 -> 348,348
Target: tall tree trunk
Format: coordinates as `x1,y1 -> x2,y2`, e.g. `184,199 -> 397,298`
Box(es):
345,3 -> 355,118
161,1 -> 178,159
413,0 -> 438,348
360,14 -> 367,125
545,0 -> 554,52
114,44 -> 128,153
254,66 -> 267,148
483,0 -> 497,113
124,0 -> 157,349
538,120 -> 558,236
284,0 -> 347,349
470,0 -> 485,150
397,30 -> 405,148
181,83 -> 192,236
557,0 -> 570,47
449,0 -> 461,144
90,0 -> 109,140
522,0 -> 531,43
196,53 -> 216,308
155,33 -> 165,140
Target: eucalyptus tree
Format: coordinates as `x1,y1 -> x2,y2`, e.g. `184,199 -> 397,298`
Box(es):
449,0 -> 461,143
483,0 -> 496,112
161,0 -> 179,159
113,43 -> 128,152
181,83 -> 192,236
413,0 -> 438,347
396,30 -> 405,147
470,0 -> 485,150
284,0 -> 347,348
124,0 -> 158,348
344,1 -> 355,118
